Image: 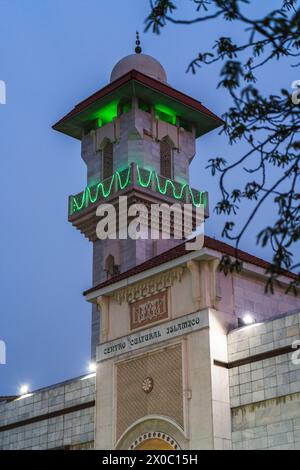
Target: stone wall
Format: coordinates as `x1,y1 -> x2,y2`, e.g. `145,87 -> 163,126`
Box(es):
231,394 -> 300,450
0,375 -> 95,450
228,311 -> 300,450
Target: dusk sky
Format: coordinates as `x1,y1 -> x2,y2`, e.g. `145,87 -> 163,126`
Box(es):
0,0 -> 297,395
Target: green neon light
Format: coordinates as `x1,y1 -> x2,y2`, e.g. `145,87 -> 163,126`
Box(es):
94,101 -> 118,128
154,104 -> 177,126
136,166 -> 206,208
70,167 -> 131,215
69,166 -> 206,216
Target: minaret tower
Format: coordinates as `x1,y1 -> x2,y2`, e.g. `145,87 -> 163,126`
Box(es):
53,35 -> 223,357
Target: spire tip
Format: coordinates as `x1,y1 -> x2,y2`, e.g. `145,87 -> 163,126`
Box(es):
135,31 -> 142,54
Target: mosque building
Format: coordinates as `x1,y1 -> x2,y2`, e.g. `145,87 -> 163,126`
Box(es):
1,36 -> 300,451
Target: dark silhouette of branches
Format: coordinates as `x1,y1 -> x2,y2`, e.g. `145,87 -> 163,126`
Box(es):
145,0 -> 300,293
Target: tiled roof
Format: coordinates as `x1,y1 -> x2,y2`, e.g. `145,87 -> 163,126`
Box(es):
83,236 -> 296,297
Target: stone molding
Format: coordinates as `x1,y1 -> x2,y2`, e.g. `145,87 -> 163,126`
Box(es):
112,267 -> 184,304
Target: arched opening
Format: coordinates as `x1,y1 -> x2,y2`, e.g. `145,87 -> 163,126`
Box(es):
105,254 -> 119,279
102,141 -> 113,179
115,417 -> 186,450
160,139 -> 173,179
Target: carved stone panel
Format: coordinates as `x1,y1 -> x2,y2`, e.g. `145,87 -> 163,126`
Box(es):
130,291 -> 168,331
112,267 -> 184,304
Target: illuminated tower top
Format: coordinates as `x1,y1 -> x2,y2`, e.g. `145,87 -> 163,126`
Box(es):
53,37 -> 222,238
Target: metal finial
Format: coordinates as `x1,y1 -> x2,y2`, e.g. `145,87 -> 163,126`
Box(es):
135,31 -> 142,54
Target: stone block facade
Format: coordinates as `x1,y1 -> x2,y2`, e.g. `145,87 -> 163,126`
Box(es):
228,311 -> 300,450
0,375 -> 95,450
2,309 -> 300,450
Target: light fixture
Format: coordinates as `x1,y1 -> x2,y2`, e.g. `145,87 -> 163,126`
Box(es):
242,314 -> 255,326
80,362 -> 97,381
19,384 -> 30,396
88,362 -> 96,373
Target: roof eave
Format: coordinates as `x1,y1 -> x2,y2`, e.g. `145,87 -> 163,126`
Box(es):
52,70 -> 224,140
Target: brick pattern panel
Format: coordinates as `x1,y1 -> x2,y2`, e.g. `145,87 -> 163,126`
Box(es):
116,344 -> 183,439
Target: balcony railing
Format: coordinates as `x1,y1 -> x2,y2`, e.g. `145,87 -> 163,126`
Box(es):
69,163 -> 207,217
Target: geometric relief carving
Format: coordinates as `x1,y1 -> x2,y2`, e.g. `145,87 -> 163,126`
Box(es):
112,267 -> 184,304
141,377 -> 154,394
130,291 -> 168,331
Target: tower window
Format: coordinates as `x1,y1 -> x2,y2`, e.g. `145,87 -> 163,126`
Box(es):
105,254 -> 120,279
160,139 -> 173,179
102,141 -> 113,180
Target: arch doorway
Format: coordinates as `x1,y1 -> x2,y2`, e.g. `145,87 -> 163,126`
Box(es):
129,431 -> 180,451
116,418 -> 187,450
135,439 -> 175,451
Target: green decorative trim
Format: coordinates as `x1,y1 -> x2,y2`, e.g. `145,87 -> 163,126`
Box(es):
69,165 -> 206,216
136,166 -> 206,208
69,168 -> 131,215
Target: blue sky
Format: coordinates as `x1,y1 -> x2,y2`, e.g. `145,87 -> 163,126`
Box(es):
0,0 -> 298,394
